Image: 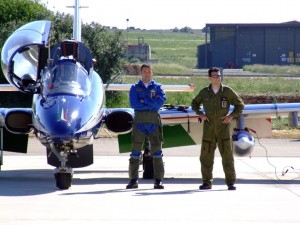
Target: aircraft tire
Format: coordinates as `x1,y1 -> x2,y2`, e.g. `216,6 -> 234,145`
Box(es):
55,173 -> 72,190
142,156 -> 154,179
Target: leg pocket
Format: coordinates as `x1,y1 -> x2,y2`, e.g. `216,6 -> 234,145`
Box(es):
201,139 -> 211,153
200,139 -> 215,165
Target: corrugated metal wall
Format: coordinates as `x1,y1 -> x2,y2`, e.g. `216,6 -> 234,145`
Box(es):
236,27 -> 265,66
211,26 -> 236,68
198,23 -> 300,68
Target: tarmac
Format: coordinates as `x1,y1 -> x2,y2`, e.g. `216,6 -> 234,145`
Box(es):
0,137 -> 300,225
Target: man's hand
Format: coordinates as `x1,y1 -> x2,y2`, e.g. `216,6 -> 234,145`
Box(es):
199,114 -> 209,122
221,115 -> 233,124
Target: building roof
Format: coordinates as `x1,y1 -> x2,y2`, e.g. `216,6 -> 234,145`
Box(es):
206,21 -> 300,27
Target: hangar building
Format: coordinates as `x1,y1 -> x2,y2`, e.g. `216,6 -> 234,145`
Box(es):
197,21 -> 300,68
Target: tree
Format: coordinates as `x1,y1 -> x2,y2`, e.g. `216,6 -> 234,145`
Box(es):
81,22 -> 126,107
172,27 -> 179,32
49,12 -> 74,43
172,26 -> 193,33
49,15 -> 126,84
180,26 -> 193,33
0,0 -> 52,24
0,0 -> 54,83
81,22 -> 126,83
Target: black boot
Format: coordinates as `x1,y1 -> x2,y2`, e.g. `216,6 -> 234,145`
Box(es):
126,179 -> 138,189
154,179 -> 164,189
228,184 -> 236,190
199,183 -> 212,190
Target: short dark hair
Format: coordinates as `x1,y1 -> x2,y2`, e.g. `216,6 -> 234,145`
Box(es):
208,67 -> 220,76
141,64 -> 152,71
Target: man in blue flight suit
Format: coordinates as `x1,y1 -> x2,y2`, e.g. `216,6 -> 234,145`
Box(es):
126,64 -> 166,189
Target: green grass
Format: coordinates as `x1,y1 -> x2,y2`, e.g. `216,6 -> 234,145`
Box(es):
121,29 -> 300,77
124,30 -> 205,68
124,75 -> 299,95
244,64 -> 300,75
224,77 -> 300,96
116,29 -> 300,108
272,118 -> 290,130
152,63 -> 192,75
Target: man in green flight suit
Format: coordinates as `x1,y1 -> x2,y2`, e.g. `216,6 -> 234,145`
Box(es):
191,67 -> 244,190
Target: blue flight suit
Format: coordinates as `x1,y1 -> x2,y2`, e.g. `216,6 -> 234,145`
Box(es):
128,79 -> 166,181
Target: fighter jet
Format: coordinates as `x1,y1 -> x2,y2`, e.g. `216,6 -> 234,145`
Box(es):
0,1 -> 194,189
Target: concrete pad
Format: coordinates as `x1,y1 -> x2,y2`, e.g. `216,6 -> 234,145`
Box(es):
0,138 -> 300,225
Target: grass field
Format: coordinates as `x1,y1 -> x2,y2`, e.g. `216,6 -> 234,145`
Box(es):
124,30 -> 205,71
122,29 -> 300,76
134,76 -> 298,94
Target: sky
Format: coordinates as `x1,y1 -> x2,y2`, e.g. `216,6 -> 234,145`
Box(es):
40,0 -> 300,30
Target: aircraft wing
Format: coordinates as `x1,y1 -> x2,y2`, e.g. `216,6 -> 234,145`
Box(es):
0,84 -> 18,91
117,102 -> 300,153
0,83 -> 195,92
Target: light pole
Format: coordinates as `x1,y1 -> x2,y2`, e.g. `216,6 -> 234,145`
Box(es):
126,18 -> 129,58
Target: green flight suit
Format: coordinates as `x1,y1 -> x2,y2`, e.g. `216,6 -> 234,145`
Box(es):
191,83 -> 244,186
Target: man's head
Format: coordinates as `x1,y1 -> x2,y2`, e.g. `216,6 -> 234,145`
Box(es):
140,64 -> 153,83
208,67 -> 221,85
208,67 -> 220,77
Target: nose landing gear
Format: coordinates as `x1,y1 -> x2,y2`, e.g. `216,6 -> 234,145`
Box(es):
49,143 -> 74,190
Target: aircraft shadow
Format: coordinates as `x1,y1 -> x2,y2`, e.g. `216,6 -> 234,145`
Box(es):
0,169 -> 56,196
0,169 -> 299,197
63,176 -> 300,196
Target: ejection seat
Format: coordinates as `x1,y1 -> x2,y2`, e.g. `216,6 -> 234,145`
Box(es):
51,40 -> 94,74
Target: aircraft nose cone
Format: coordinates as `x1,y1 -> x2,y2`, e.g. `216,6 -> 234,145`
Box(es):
54,120 -> 73,135
48,120 -> 75,143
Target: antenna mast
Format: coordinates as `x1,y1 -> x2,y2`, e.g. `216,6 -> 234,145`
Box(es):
73,0 -> 81,41
67,0 -> 87,41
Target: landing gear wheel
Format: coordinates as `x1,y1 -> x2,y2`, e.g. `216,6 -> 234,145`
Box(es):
142,140 -> 154,179
55,173 -> 72,190
142,154 -> 154,179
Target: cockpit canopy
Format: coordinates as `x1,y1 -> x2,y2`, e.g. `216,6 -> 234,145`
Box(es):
1,20 -> 95,96
42,58 -> 91,96
1,20 -> 50,92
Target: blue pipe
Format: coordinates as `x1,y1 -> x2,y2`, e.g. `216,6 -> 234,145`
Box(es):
239,115 -> 245,130
292,112 -> 298,127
